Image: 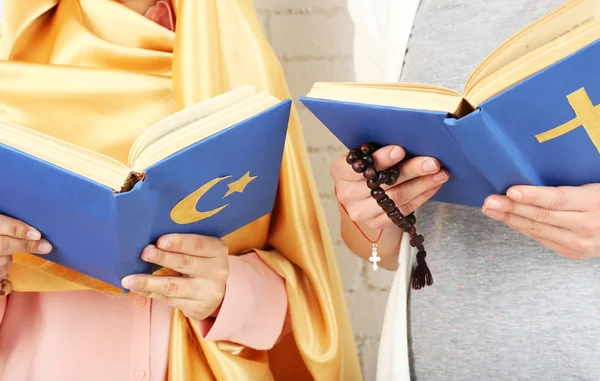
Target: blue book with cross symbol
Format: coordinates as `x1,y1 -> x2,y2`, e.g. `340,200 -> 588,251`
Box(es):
300,0 -> 600,208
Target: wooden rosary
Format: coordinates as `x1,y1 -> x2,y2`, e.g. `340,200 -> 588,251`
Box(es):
346,142 -> 433,290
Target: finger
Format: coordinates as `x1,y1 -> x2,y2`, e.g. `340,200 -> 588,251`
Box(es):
483,209 -> 582,248
0,236 -> 52,256
122,274 -> 217,300
332,145 -> 406,182
483,195 -> 585,230
155,234 -> 228,259
140,245 -> 226,278
506,185 -> 593,212
0,215 -> 42,240
387,170 -> 449,210
344,197 -> 386,223
0,257 -> 11,279
395,156 -> 442,185
147,295 -> 221,321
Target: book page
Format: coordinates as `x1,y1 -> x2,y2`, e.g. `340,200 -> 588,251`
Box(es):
0,119 -> 130,190
127,85 -> 257,168
465,0 -> 600,94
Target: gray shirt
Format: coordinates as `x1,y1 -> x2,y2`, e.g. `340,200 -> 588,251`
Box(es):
405,1 -> 600,380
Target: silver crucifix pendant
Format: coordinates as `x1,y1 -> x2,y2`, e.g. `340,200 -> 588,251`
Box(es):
369,243 -> 381,271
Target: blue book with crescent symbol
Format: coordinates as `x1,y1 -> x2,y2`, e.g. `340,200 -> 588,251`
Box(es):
0,86 -> 291,289
300,0 -> 600,208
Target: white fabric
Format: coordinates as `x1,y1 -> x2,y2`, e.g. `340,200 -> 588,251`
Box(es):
348,0 -> 420,82
348,1 -> 421,379
376,234 -> 414,381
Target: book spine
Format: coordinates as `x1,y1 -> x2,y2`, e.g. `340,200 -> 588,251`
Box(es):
445,108 -> 542,194
113,180 -> 154,287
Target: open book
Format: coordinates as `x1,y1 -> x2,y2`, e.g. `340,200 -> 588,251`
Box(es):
0,85 -> 281,192
301,0 -> 600,207
0,86 -> 292,288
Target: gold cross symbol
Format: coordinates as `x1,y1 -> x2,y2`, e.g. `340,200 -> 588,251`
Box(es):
535,88 -> 600,153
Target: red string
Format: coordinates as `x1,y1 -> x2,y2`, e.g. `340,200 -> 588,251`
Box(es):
334,187 -> 384,244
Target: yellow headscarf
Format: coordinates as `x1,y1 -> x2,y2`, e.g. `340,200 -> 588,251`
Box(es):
0,0 -> 362,379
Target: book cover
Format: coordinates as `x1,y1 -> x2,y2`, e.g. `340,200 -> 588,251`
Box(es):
300,34 -> 600,208
0,100 -> 291,289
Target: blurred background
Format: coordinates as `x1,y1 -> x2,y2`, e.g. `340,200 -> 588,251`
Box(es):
252,1 -> 401,379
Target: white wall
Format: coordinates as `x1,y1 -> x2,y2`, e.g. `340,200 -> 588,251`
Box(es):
253,1 -> 396,379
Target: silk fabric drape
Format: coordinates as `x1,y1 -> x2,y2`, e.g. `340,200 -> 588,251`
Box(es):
0,1 -> 361,379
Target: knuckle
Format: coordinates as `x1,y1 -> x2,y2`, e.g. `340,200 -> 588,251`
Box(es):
347,207 -> 364,222
179,254 -> 193,271
573,238 -> 593,255
582,220 -> 600,237
390,187 -> 409,206
164,279 -> 180,295
549,191 -> 566,210
527,221 -> 543,237
533,208 -> 550,222
215,268 -> 230,283
10,221 -> 27,239
0,238 -> 9,254
399,201 -> 416,216
0,255 -> 10,267
192,235 -> 205,253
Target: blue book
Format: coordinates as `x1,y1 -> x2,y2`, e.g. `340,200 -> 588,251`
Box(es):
300,0 -> 600,208
0,86 -> 291,289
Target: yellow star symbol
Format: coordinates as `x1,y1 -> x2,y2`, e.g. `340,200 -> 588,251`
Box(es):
223,171 -> 257,198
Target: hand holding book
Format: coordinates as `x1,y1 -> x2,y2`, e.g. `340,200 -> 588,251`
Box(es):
121,233 -> 229,321
482,184 -> 600,259
0,214 -> 52,296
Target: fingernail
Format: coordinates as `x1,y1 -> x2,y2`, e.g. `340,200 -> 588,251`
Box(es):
507,190 -> 522,200
485,199 -> 501,210
143,246 -> 157,260
390,147 -> 404,160
27,229 -> 41,240
37,242 -> 52,253
122,276 -> 137,288
422,159 -> 438,172
157,239 -> 170,249
433,171 -> 448,182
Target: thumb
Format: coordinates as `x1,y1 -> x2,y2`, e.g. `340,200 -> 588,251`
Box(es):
371,145 -> 406,170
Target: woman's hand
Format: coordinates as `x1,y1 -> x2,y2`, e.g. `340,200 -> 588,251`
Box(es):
331,144 -> 449,230
122,234 -> 229,320
482,184 -> 600,259
0,214 -> 52,295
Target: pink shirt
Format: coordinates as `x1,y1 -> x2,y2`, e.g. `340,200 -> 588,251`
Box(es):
0,252 -> 287,381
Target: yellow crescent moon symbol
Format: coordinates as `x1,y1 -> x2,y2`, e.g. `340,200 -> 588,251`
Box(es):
170,176 -> 232,225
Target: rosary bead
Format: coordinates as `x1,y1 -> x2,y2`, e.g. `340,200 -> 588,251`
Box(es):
376,194 -> 390,206
371,187 -> 386,201
408,226 -> 417,236
399,219 -> 413,230
387,172 -> 399,185
346,149 -> 361,164
410,234 -> 425,247
378,198 -> 394,211
360,142 -> 380,154
383,202 -> 396,214
376,171 -> 390,184
392,214 -> 404,225
363,166 -> 377,180
367,179 -> 379,189
387,208 -> 401,219
406,213 -> 416,225
352,159 -> 368,173
362,154 -> 375,166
